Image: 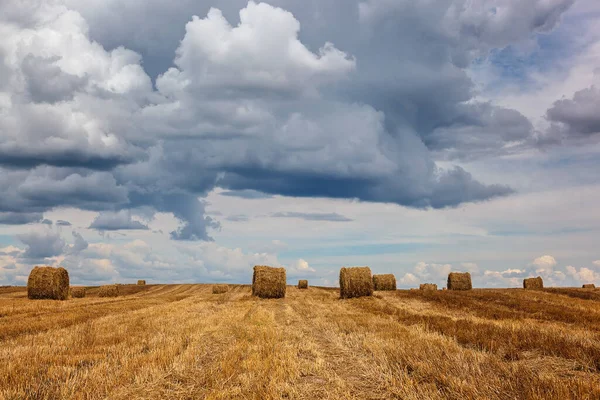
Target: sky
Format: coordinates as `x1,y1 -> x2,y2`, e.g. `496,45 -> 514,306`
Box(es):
1,0 -> 600,288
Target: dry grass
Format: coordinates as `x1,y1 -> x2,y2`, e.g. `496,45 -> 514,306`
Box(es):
1,285 -> 600,399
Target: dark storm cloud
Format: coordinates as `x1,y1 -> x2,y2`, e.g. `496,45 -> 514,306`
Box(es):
21,54 -> 88,103
271,212 -> 352,222
0,0 -> 577,239
546,85 -> 600,137
89,211 -> 149,231
17,230 -> 66,259
220,189 -> 274,199
0,212 -> 43,225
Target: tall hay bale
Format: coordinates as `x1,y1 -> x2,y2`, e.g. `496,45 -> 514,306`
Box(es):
252,265 -> 286,298
27,266 -> 69,300
71,287 -> 86,298
137,280 -> 146,286
212,284 -> 229,294
98,284 -> 119,297
447,272 -> 472,291
373,274 -> 396,291
583,284 -> 596,289
523,276 -> 543,289
419,283 -> 438,291
340,267 -> 373,299
298,280 -> 308,289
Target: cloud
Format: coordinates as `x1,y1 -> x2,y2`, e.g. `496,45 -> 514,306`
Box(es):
41,219 -> 53,225
546,85 -> 600,137
0,212 -> 43,225
89,210 -> 149,231
56,220 -> 72,226
17,229 -> 66,259
0,0 -> 578,244
225,214 -> 249,222
398,261 -> 453,288
220,189 -> 273,199
271,211 -> 352,222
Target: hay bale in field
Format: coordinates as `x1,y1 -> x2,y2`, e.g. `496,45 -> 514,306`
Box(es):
71,287 -> 86,298
373,274 -> 396,291
340,266 -> 373,299
98,284 -> 119,297
252,265 -> 286,298
212,284 -> 229,294
137,280 -> 146,286
298,280 -> 308,289
27,266 -> 69,300
442,287 -> 447,291
419,283 -> 438,291
523,276 -> 543,289
447,272 -> 472,291
583,284 -> 596,289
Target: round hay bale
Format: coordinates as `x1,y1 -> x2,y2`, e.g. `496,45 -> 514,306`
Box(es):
373,274 -> 396,291
252,265 -> 286,298
447,272 -> 472,291
98,284 -> 119,297
583,284 -> 596,289
137,280 -> 146,286
340,266 -> 373,299
27,266 -> 69,300
523,276 -> 543,289
419,283 -> 438,291
298,280 -> 308,289
212,284 -> 229,294
71,287 -> 86,298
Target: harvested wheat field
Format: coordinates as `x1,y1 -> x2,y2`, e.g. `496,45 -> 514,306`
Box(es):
1,285 -> 600,399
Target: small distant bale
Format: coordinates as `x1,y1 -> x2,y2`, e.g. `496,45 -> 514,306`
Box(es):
447,272 -> 472,291
523,276 -> 543,289
583,284 -> 596,289
252,265 -> 286,298
212,284 -> 229,294
442,287 -> 447,291
71,287 -> 86,298
27,266 -> 70,300
373,274 -> 396,291
137,280 -> 146,286
98,284 -> 119,297
340,267 -> 373,299
298,280 -> 308,289
419,283 -> 438,291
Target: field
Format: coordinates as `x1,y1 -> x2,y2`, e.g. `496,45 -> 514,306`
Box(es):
1,285 -> 600,399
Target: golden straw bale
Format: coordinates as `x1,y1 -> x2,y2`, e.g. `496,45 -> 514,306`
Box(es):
252,266 -> 286,298
340,267 -> 373,299
71,287 -> 86,298
137,280 -> 146,286
447,272 -> 472,291
523,276 -> 544,289
212,284 -> 229,294
419,283 -> 438,291
298,280 -> 308,289
27,266 -> 69,300
373,274 -> 396,291
583,284 -> 596,289
98,284 -> 119,297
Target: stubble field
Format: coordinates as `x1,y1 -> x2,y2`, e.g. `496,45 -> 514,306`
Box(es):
1,284 -> 600,399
